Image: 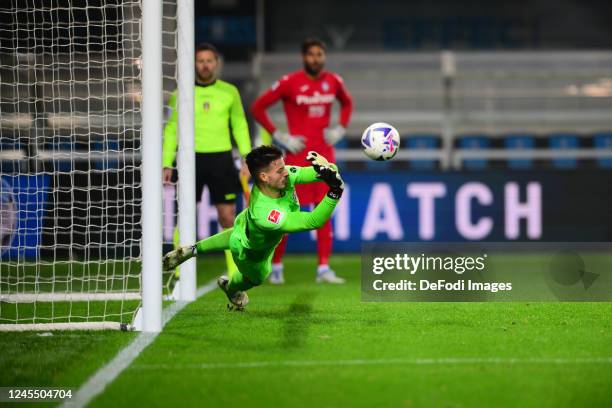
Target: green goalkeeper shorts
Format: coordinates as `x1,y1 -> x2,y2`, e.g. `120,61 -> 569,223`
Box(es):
229,232 -> 273,286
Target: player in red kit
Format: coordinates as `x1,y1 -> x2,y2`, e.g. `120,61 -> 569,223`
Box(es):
251,38 -> 353,284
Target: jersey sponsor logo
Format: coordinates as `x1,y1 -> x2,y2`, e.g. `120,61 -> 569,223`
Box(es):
321,81 -> 329,91
267,209 -> 283,224
308,105 -> 326,118
296,92 -> 335,105
289,166 -> 297,173
299,84 -> 309,92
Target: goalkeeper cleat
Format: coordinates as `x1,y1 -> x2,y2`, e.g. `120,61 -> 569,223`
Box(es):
217,275 -> 230,297
231,290 -> 249,309
217,275 -> 230,290
226,303 -> 246,312
217,276 -> 249,309
316,269 -> 346,284
162,245 -> 196,271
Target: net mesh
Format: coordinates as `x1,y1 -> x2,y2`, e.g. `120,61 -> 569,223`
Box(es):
0,0 -> 145,328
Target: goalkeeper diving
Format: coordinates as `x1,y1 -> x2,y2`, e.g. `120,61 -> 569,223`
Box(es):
162,145 -> 344,310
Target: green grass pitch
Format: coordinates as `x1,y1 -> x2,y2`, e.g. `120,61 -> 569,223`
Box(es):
1,254 -> 612,407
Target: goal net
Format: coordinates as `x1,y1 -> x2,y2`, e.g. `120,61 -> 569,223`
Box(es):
0,0 -> 164,331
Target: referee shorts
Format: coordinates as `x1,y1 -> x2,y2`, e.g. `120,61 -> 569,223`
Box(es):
195,151 -> 241,204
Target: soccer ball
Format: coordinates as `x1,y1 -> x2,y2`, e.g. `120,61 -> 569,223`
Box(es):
361,122 -> 400,161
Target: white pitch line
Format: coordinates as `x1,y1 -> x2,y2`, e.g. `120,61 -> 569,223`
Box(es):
61,278 -> 218,408
130,356 -> 612,371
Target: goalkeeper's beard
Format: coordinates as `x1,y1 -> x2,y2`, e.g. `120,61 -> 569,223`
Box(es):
259,176 -> 288,198
274,176 -> 288,190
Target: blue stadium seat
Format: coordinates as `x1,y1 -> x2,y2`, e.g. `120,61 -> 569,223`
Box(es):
549,133 -> 579,169
458,135 -> 489,170
504,134 -> 535,169
593,132 -> 612,168
365,156 -> 392,171
407,134 -> 437,170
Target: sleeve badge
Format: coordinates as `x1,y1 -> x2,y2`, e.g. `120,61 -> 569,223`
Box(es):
267,209 -> 283,224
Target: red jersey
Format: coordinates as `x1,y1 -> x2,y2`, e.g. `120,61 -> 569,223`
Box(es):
251,70 -> 353,166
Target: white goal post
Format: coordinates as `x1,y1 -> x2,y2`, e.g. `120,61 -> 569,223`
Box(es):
0,0 -> 199,332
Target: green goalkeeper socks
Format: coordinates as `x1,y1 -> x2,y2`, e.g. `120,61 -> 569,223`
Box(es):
225,249 -> 238,275
194,229 -> 237,276
195,228 -> 233,253
194,228 -> 253,295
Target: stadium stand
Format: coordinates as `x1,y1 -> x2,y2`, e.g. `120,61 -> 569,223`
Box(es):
549,132 -> 580,169
254,51 -> 612,170
594,131 -> 612,168
504,133 -> 536,169
458,134 -> 490,170
406,134 -> 438,170
2,51 -> 612,172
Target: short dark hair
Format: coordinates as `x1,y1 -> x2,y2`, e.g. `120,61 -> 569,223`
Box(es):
195,42 -> 220,59
245,145 -> 283,185
301,38 -> 326,54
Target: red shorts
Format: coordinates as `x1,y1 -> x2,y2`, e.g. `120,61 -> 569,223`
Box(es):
295,181 -> 328,205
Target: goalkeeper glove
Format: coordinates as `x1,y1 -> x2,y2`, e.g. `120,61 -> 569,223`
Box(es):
273,130 -> 305,154
318,165 -> 345,200
306,151 -> 343,198
306,151 -> 331,173
323,125 -> 346,146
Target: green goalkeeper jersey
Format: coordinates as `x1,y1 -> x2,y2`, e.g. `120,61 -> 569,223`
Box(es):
231,165 -> 338,262
163,80 -> 251,168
